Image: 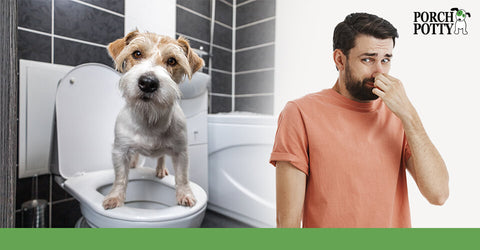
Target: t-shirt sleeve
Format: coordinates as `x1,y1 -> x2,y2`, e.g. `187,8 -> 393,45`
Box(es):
269,101 -> 309,176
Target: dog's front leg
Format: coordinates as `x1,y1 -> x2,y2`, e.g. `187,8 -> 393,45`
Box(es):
172,151 -> 196,207
103,146 -> 133,209
156,156 -> 169,178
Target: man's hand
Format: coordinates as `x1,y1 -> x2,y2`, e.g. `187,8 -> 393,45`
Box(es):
372,73 -> 415,121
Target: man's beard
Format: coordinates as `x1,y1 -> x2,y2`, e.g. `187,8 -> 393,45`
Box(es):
345,62 -> 378,101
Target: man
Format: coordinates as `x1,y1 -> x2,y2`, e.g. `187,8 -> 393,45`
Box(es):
269,13 -> 449,228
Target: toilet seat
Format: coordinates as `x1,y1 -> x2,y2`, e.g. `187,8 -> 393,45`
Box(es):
53,64 -> 208,228
64,167 -> 207,222
64,167 -> 207,228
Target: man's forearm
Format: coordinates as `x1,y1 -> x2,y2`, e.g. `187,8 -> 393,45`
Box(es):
401,108 -> 449,205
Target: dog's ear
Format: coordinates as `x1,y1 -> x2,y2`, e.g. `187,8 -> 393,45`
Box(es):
177,36 -> 205,79
451,7 -> 459,12
466,12 -> 471,17
107,30 -> 140,72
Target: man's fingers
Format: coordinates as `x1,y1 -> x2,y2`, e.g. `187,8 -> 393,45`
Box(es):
372,87 -> 385,98
374,78 -> 388,91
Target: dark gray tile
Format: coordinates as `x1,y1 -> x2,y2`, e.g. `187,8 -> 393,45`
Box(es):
215,0 -> 232,26
211,95 -> 232,113
16,174 -> 51,210
225,0 -> 234,4
54,38 -> 113,66
235,95 -> 274,114
177,0 -> 211,17
17,30 -> 51,63
211,71 -> 232,94
201,209 -> 253,228
211,47 -> 232,72
18,0 -> 52,33
176,6 -> 211,43
235,70 -> 274,94
236,0 -> 249,5
81,0 -> 125,14
213,23 -> 232,49
54,0 -> 124,45
235,44 -> 274,72
236,0 -> 275,27
236,19 -> 275,49
52,177 -> 72,202
51,199 -> 82,228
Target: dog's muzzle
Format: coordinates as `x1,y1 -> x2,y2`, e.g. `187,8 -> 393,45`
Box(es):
138,74 -> 159,93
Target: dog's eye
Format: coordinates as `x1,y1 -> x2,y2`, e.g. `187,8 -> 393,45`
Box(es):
132,50 -> 142,59
167,57 -> 177,66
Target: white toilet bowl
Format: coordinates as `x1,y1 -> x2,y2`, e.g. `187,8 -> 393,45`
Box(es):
52,63 -> 208,228
65,167 -> 207,228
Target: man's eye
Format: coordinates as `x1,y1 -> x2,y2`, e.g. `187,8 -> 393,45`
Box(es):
362,58 -> 372,63
132,50 -> 142,59
381,58 -> 391,63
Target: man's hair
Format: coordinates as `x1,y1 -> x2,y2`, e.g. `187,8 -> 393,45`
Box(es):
333,13 -> 399,56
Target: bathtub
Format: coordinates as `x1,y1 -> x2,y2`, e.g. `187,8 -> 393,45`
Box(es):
207,112 -> 277,228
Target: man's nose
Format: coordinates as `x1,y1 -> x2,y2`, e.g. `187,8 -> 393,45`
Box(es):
373,61 -> 386,75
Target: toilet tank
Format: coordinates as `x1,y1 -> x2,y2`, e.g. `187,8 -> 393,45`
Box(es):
207,113 -> 277,228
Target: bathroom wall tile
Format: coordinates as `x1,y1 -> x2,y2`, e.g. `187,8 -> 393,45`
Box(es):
176,6 -> 211,43
236,0 -> 249,5
81,0 -> 125,14
18,0 -> 52,33
236,0 -> 275,27
177,0 -> 211,17
52,178 -> 73,202
236,19 -> 275,50
235,95 -> 274,114
213,23 -> 232,49
225,0 -> 234,5
54,38 -> 113,67
235,44 -> 274,72
235,70 -> 274,95
211,47 -> 232,72
51,200 -> 82,228
211,95 -> 232,113
215,0 -> 232,27
16,174 -> 51,210
54,0 -> 124,45
17,30 -> 51,63
211,71 -> 232,94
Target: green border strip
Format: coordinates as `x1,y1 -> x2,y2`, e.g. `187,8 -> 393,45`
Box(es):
1,228 -> 479,249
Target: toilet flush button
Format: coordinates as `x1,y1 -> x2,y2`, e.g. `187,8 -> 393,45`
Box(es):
69,78 -> 75,84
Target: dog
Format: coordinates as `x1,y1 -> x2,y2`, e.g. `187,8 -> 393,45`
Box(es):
451,8 -> 471,35
102,30 -> 204,209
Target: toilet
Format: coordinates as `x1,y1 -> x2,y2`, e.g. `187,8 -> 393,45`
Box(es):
51,63 -> 209,228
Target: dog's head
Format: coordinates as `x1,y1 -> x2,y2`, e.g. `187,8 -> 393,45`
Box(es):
107,30 -> 204,107
451,8 -> 471,21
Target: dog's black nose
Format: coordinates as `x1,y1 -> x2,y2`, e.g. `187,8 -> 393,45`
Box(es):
138,74 -> 159,93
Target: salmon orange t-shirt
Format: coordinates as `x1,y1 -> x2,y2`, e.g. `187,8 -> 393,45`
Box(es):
270,88 -> 412,228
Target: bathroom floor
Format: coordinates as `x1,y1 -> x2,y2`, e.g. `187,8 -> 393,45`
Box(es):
200,209 -> 253,228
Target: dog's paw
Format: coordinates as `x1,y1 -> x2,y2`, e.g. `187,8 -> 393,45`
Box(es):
103,196 -> 124,210
176,186 -> 196,207
156,168 -> 169,179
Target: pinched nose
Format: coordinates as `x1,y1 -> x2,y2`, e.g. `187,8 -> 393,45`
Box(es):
138,73 -> 159,93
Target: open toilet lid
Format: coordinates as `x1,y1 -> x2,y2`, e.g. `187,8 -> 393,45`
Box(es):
55,63 -> 123,179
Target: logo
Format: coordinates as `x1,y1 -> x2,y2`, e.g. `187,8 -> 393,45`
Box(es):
413,8 -> 471,35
